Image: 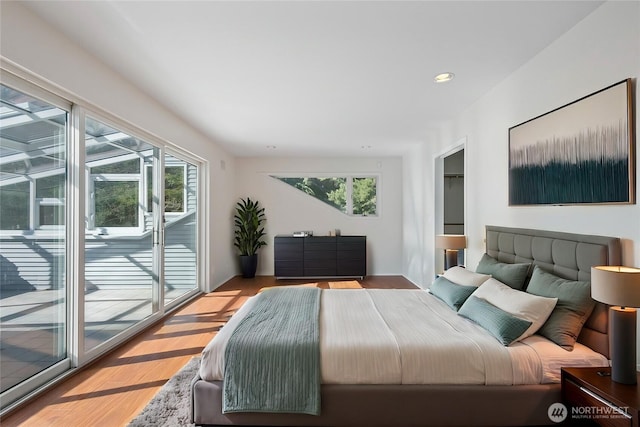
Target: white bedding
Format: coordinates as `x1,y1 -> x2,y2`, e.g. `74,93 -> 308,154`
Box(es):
199,289 -> 607,385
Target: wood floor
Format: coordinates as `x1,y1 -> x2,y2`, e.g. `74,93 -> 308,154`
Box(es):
1,275 -> 416,427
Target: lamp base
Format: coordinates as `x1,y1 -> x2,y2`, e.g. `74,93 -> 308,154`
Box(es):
444,249 -> 459,271
610,307 -> 637,385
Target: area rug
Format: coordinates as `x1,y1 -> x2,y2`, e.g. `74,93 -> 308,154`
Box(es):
128,356 -> 200,427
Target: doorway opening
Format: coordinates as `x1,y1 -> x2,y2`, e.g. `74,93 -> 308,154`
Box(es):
434,142 -> 465,273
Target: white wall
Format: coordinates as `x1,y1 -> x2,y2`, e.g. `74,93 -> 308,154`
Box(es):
404,0 -> 640,355
235,157 -> 403,276
0,2 -> 238,291
403,144 -> 429,285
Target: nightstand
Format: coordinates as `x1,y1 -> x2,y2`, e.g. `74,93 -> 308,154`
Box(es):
561,367 -> 640,427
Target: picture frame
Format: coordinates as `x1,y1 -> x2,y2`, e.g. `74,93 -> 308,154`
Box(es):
509,79 -> 635,206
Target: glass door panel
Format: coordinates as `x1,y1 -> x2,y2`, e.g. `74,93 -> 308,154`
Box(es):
0,85 -> 68,394
83,116 -> 156,351
163,154 -> 198,305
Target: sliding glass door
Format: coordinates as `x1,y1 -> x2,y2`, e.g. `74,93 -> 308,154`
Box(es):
83,116 -> 157,352
83,117 -> 200,353
163,154 -> 198,306
0,72 -> 202,411
0,83 -> 70,400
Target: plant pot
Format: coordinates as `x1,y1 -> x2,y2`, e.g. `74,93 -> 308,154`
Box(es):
239,254 -> 258,278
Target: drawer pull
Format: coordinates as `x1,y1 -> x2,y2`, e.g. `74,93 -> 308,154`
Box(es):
579,386 -> 632,420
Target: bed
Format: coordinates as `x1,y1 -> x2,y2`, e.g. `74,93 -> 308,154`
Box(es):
191,225 -> 622,426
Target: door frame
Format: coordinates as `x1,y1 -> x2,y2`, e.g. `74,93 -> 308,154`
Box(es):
433,137 -> 467,273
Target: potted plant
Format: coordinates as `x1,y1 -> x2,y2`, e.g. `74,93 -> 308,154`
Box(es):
233,197 -> 267,278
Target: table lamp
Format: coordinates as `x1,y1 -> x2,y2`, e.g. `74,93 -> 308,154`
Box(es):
435,234 -> 467,270
591,266 -> 640,384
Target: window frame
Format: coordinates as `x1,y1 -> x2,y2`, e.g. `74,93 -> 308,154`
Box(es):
87,173 -> 144,234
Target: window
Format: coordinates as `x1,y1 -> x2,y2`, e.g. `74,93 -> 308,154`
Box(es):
146,164 -> 186,214
352,177 -> 377,216
85,117 -> 150,233
0,176 -> 65,230
36,175 -> 65,227
93,180 -> 139,227
0,182 -> 29,230
90,156 -> 141,229
272,175 -> 379,216
164,166 -> 185,213
278,177 -> 347,212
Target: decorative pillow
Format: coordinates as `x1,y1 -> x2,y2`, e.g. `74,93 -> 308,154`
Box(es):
471,278 -> 557,341
442,266 -> 491,287
475,253 -> 531,290
429,276 -> 477,311
458,296 -> 532,346
525,266 -> 595,351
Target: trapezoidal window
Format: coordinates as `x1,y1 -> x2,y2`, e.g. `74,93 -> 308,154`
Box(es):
271,175 -> 378,216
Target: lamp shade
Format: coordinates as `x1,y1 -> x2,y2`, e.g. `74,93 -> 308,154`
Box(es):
591,266 -> 640,308
435,234 -> 467,250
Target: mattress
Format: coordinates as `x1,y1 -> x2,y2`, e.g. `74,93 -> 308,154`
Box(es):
199,289 -> 607,385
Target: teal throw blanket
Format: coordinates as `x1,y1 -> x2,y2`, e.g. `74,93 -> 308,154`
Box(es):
223,287 -> 321,415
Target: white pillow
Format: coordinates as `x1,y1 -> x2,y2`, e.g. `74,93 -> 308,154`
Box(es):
443,266 -> 491,287
472,278 -> 558,341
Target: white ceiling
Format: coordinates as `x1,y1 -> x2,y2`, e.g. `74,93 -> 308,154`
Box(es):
24,1 -> 603,157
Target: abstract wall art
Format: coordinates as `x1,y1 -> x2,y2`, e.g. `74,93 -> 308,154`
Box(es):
509,79 -> 635,206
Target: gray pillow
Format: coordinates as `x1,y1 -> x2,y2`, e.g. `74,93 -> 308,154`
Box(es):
429,276 -> 477,311
458,295 -> 532,346
525,266 -> 595,350
475,253 -> 531,290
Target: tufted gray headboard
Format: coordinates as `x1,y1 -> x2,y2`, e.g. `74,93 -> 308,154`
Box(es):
485,225 -> 622,358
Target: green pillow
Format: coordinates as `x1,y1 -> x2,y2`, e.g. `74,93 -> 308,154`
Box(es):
458,296 -> 532,346
525,266 -> 595,350
475,253 -> 531,290
429,276 -> 477,311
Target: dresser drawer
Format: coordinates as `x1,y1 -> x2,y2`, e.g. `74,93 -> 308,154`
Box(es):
304,237 -> 337,253
337,236 -> 366,253
274,261 -> 303,277
274,237 -> 303,257
337,258 -> 366,276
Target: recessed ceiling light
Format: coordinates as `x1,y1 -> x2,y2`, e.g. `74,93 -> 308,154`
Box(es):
434,72 -> 455,83
266,145 -> 277,149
